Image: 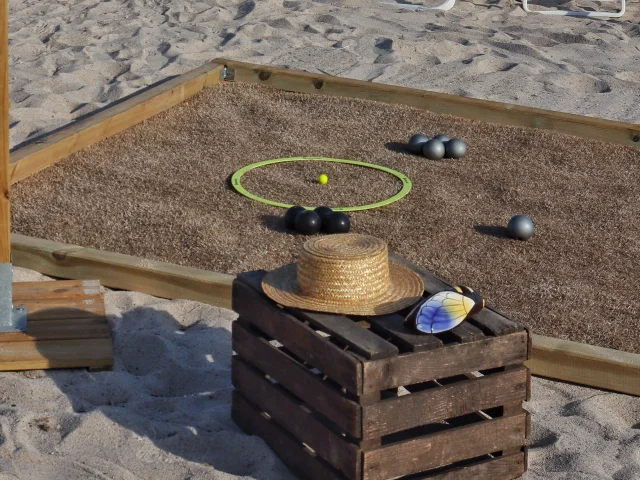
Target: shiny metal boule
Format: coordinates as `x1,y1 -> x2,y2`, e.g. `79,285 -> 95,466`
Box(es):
444,138 -> 467,159
422,139 -> 446,160
407,133 -> 429,154
507,215 -> 534,241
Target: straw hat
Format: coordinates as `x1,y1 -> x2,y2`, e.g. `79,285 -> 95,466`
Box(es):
261,234 -> 425,316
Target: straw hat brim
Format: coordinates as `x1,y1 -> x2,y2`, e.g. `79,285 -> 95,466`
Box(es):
261,261 -> 425,316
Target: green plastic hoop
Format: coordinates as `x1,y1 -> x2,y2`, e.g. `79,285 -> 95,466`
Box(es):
230,156 -> 412,212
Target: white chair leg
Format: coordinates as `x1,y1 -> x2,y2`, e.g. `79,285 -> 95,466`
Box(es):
379,0 -> 456,11
522,0 -> 625,17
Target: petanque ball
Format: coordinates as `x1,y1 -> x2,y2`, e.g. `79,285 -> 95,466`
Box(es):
444,138 -> 467,159
507,214 -> 534,241
314,206 -> 334,228
284,205 -> 306,230
326,212 -> 351,234
432,134 -> 450,142
422,139 -> 446,160
407,133 -> 429,154
295,210 -> 322,235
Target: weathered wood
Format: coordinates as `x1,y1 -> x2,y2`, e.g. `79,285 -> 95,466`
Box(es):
217,58 -> 640,147
363,330 -> 528,393
232,356 -> 360,479
233,277 -> 361,394
0,279 -> 113,371
0,0 -> 9,262
527,333 -> 640,396
9,62 -> 223,184
232,320 -> 361,437
11,233 -> 234,309
470,308 -> 523,336
362,411 -> 527,480
362,366 -> 528,439
367,313 -> 443,352
231,391 -> 346,480
291,308 -> 399,360
411,452 -> 525,480
448,321 -> 486,344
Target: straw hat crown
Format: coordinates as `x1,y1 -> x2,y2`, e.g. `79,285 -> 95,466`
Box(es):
262,234 -> 424,315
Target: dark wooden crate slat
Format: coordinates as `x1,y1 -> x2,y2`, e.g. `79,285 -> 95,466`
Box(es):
232,320 -> 361,437
231,391 -> 347,480
362,366 -> 529,439
236,270 -> 399,360
362,411 -> 527,480
362,330 -> 528,393
469,308 -> 523,336
291,309 -> 399,360
409,452 -> 525,480
233,278 -> 361,394
389,252 -> 522,337
448,321 -> 486,343
367,313 -> 444,352
232,356 -> 360,480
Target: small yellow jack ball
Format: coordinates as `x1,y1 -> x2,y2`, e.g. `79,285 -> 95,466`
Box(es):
318,174 -> 328,185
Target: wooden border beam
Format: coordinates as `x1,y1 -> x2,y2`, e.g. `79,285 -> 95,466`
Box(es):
9,61 -> 223,184
10,233 -> 639,396
214,58 -> 640,148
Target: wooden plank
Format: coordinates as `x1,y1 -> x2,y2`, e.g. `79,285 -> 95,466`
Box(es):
232,320 -> 361,437
0,0 -> 8,262
233,276 -> 361,394
388,252 -> 450,294
0,318 -> 110,342
232,357 -> 360,480
231,391 -> 347,480
217,58 -> 640,147
13,279 -> 101,300
448,322 -> 486,344
362,366 -> 528,439
362,411 -> 527,480
363,331 -> 528,393
11,297 -> 105,320
11,233 -> 234,309
0,337 -> 113,370
290,308 -> 399,360
411,452 -> 525,480
9,62 -> 224,184
527,333 -> 640,396
367,313 -> 443,352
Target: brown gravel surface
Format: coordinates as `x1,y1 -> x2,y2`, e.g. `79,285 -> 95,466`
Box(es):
10,82 -> 640,354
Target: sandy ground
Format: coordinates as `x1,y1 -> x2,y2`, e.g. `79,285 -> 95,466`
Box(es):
0,267 -> 635,480
4,0 -> 640,478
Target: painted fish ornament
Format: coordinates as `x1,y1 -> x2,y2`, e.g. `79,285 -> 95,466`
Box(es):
405,286 -> 485,334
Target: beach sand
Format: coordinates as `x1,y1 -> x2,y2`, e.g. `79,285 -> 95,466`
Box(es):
5,0 -> 640,478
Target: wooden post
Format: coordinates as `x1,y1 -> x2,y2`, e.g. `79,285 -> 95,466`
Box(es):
0,0 -> 9,262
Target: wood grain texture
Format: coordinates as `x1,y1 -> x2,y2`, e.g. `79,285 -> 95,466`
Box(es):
367,313 -> 443,352
9,62 -> 223,184
232,320 -> 362,437
232,391 -> 347,480
232,356 -> 360,480
11,233 -> 234,309
233,277 -> 361,395
363,331 -> 529,393
362,411 -> 527,480
362,366 -> 529,439
0,0 -> 9,261
527,333 -> 640,396
216,58 -> 640,147
410,452 -> 525,480
0,279 -> 113,370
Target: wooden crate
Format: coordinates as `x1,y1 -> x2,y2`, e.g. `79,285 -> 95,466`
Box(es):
0,279 -> 114,371
231,253 -> 531,480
